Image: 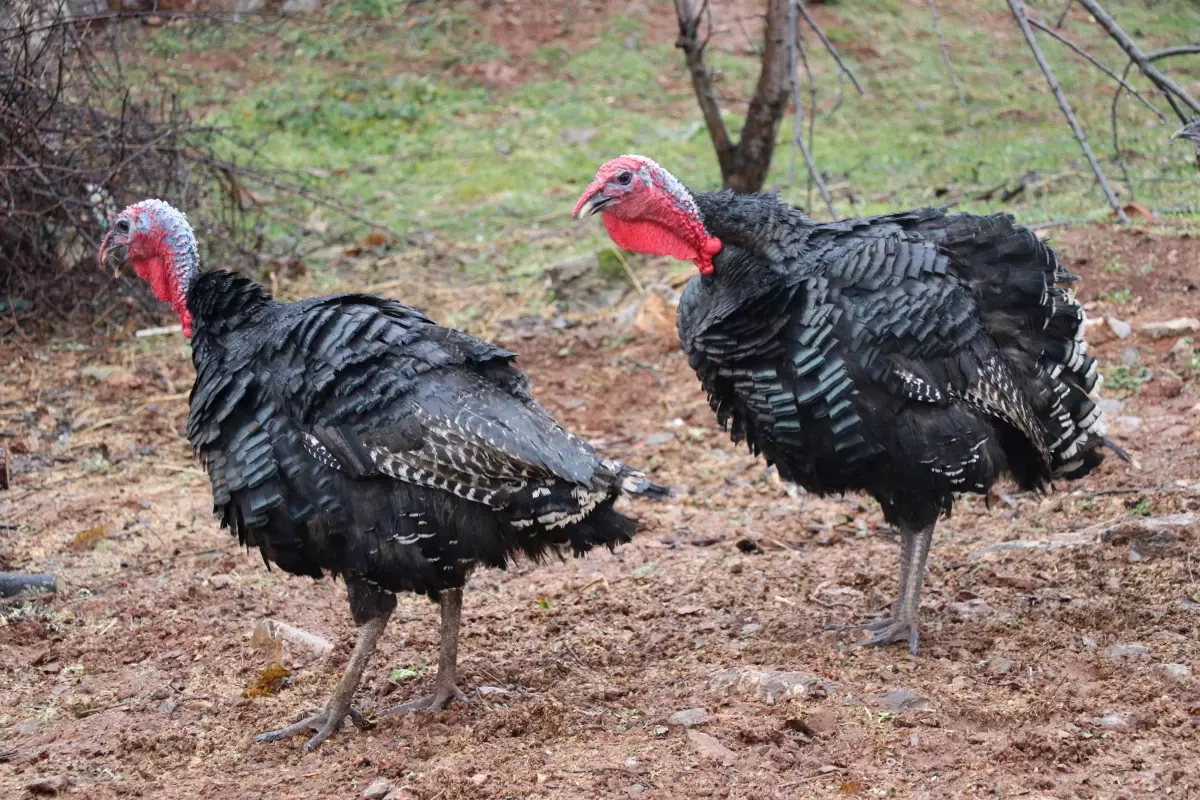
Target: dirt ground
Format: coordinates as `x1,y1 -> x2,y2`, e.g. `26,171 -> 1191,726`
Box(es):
1,224 -> 1198,799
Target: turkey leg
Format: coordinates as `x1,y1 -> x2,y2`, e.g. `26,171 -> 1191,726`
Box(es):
255,610 -> 391,750
827,524 -> 933,655
383,587 -> 469,714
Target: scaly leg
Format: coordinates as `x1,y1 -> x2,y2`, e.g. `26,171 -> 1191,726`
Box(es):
826,524 -> 935,655
255,610 -> 391,750
382,587 -> 468,714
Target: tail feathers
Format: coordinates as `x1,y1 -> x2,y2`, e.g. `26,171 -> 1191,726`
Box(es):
617,466 -> 673,500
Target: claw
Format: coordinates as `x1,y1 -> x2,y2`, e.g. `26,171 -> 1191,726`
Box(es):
254,705 -> 373,751
381,683 -> 469,716
827,616 -> 922,655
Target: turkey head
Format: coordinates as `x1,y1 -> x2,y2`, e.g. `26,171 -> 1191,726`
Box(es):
100,199 -> 199,336
573,154 -> 722,276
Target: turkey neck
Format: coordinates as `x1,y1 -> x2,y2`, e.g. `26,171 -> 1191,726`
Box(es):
691,190 -> 815,287
185,271 -> 275,339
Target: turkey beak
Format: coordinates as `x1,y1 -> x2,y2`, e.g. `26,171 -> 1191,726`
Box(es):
573,191 -> 612,220
1171,123 -> 1200,143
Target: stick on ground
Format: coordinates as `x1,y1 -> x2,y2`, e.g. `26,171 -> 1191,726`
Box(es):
0,572 -> 57,598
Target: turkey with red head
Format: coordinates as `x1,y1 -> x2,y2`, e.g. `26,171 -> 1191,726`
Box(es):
574,156 -> 1126,654
99,199 -> 669,749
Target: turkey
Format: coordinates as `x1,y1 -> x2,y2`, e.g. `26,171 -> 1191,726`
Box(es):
99,199 -> 669,749
1173,119 -> 1200,159
574,155 -> 1126,654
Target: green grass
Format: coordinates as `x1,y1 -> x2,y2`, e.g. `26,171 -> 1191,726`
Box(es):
135,0 -> 1200,282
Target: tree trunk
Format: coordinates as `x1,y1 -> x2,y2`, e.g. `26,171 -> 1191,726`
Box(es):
675,0 -> 795,194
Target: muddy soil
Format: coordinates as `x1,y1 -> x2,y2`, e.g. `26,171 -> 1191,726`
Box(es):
1,224 -> 1198,799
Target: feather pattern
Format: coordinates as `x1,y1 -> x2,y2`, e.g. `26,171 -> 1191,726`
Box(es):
677,193 -> 1113,528
185,272 -> 668,601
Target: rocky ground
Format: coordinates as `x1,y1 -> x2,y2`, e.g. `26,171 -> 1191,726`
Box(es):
1,224 -> 1198,799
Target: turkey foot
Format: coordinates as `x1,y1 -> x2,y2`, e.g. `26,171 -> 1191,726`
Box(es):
826,524 -> 932,656
826,615 -> 921,653
254,611 -> 391,751
382,587 -> 467,716
254,705 -> 372,750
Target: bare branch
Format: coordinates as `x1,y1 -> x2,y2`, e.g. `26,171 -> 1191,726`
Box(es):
795,1 -> 864,95
796,31 -> 819,211
674,0 -> 736,180
1027,16 -> 1163,122
927,0 -> 983,156
1054,0 -> 1074,28
1007,0 -> 1127,222
1074,0 -> 1200,120
786,0 -> 836,218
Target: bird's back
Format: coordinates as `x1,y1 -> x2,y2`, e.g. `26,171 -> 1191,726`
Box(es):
185,271 -> 665,597
679,196 -> 1110,527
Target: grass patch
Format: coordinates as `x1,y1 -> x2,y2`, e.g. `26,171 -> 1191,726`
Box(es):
133,0 -> 1200,284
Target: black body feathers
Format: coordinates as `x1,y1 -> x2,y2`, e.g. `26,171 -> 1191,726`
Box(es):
185,272 -> 667,605
678,193 -> 1114,529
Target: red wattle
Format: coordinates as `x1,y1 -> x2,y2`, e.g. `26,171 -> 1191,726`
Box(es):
603,216 -> 701,264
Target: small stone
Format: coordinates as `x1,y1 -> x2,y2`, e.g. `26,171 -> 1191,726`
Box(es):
740,623 -> 762,636
156,699 -> 177,714
208,574 -> 232,589
26,777 -> 70,795
1106,315 -> 1132,339
872,689 -> 934,712
948,598 -> 995,621
1167,338 -> 1195,367
602,685 -> 628,701
687,730 -> 736,765
1120,347 -> 1141,365
1101,514 -> 1197,558
643,432 -> 674,447
362,778 -> 392,799
1101,643 -> 1150,661
1139,317 -> 1200,339
1097,397 -> 1125,416
1156,663 -> 1190,683
668,708 -> 713,727
1093,712 -> 1129,730
802,708 -> 838,736
987,656 -> 1014,675
1081,635 -> 1098,650
475,685 -> 510,697
469,773 -> 488,786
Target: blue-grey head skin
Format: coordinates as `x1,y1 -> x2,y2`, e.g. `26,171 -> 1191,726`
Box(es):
98,199 -> 200,336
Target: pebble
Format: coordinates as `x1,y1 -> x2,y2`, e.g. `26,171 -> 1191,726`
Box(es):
362,778 -> 392,799
1106,315 -> 1132,339
1101,514 -> 1197,559
1112,416 -> 1142,434
1120,346 -> 1141,365
476,685 -> 510,697
25,776 -> 70,795
947,598 -> 995,621
687,730 -> 736,765
987,656 -> 1014,675
1092,712 -> 1129,730
872,689 -> 934,712
1139,317 -> 1200,339
208,574 -> 232,589
1081,635 -> 1098,650
602,685 -> 628,701
156,699 -> 177,714
1156,663 -> 1190,683
668,708 -> 713,727
1101,643 -> 1150,661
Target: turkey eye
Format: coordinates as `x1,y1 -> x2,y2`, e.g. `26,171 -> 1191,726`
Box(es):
116,219 -> 131,234
616,171 -> 632,186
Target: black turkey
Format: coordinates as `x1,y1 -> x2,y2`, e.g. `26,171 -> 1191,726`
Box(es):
100,199 -> 668,749
575,155 -> 1125,653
